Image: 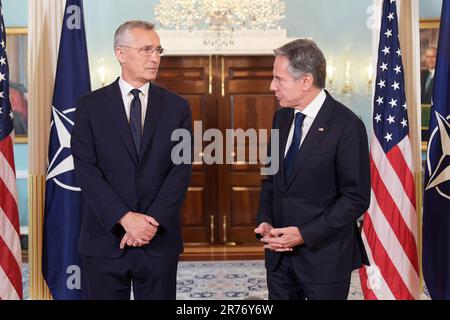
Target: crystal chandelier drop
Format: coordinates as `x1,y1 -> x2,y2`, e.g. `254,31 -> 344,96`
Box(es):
154,0 -> 286,49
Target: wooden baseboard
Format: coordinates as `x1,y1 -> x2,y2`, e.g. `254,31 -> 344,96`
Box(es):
21,244 -> 265,264
180,244 -> 264,261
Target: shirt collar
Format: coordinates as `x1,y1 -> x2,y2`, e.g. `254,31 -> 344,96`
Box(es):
294,89 -> 326,119
118,76 -> 150,98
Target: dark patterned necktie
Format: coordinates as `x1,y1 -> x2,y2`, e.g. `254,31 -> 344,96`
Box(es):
129,89 -> 142,155
284,112 -> 306,179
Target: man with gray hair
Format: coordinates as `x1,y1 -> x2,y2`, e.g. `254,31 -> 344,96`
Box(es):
421,46 -> 437,104
72,20 -> 192,299
255,39 -> 370,300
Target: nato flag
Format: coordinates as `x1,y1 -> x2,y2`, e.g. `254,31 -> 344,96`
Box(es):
43,0 -> 91,299
423,0 -> 450,300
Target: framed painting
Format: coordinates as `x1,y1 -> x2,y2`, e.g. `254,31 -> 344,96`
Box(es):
419,19 -> 440,151
6,27 -> 28,144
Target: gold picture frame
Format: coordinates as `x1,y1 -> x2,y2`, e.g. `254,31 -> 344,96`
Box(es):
419,19 -> 440,152
6,27 -> 28,144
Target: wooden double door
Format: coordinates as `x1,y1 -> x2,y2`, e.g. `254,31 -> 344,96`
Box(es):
156,55 -> 277,245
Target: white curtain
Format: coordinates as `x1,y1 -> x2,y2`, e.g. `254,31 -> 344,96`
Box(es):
27,0 -> 65,173
27,0 -> 66,300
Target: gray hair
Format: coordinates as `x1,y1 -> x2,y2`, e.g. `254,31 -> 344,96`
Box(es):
274,39 -> 327,89
114,20 -> 155,49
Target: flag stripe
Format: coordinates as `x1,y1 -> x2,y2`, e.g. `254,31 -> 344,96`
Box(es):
366,191 -> 419,296
362,213 -> 415,300
396,137 -> 415,176
0,208 -> 22,267
0,146 -> 19,205
0,136 -> 16,171
371,136 -> 418,241
370,156 -> 419,271
386,143 -> 416,207
360,231 -> 395,300
0,236 -> 22,299
0,178 -> 20,235
0,266 -> 20,300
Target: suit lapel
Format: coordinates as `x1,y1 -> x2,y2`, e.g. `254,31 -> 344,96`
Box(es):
104,79 -> 138,164
278,108 -> 294,185
139,83 -> 165,161
286,94 -> 334,189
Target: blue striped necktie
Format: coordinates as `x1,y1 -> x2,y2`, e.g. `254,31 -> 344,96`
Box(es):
129,89 -> 142,155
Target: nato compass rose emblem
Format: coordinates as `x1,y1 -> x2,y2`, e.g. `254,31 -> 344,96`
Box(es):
426,111 -> 450,200
46,106 -> 80,192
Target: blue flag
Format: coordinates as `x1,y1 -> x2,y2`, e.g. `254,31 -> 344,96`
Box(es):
43,0 -> 91,300
423,0 -> 450,300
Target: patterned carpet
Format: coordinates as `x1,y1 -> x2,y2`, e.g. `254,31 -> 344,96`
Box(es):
176,260 -> 366,300
22,260 -> 368,300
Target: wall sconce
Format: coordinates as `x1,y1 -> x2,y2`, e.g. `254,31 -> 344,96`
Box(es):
342,60 -> 352,94
366,60 -> 374,95
97,57 -> 107,87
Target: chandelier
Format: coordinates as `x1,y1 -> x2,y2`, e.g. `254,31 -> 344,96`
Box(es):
154,0 -> 285,49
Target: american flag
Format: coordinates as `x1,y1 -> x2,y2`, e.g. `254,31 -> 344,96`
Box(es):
0,2 -> 23,300
359,0 -> 419,300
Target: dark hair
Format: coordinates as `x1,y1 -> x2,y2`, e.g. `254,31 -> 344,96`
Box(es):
274,39 -> 327,89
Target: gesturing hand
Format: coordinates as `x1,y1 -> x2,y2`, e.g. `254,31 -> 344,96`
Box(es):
254,222 -> 274,238
259,226 -> 304,252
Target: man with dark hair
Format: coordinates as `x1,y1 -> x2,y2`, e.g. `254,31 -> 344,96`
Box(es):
255,39 -> 370,300
72,20 -> 192,299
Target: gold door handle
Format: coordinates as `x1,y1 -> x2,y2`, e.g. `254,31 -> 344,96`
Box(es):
222,215 -> 236,245
222,214 -> 227,243
210,214 -> 214,243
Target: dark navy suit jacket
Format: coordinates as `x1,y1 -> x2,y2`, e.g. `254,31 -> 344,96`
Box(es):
72,79 -> 192,258
257,92 -> 370,284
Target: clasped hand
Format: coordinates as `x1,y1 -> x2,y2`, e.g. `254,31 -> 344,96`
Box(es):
119,211 -> 159,249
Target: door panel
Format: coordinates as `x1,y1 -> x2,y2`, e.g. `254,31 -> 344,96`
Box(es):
157,56 -> 216,244
218,56 -> 277,244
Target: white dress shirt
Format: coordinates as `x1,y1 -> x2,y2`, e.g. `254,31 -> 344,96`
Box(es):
284,89 -> 327,157
118,77 -> 149,131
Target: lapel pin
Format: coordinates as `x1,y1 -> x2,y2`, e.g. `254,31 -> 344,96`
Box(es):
318,128 -> 325,132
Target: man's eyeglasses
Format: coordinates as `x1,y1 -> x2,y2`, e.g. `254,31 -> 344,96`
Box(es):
120,45 -> 165,57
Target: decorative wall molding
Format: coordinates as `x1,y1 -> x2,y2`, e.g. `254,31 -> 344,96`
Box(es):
159,29 -> 294,55
16,170 -> 28,180
20,226 -> 28,235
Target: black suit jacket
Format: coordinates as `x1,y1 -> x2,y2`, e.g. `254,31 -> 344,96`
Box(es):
420,69 -> 434,104
72,79 -> 192,258
257,92 -> 370,284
